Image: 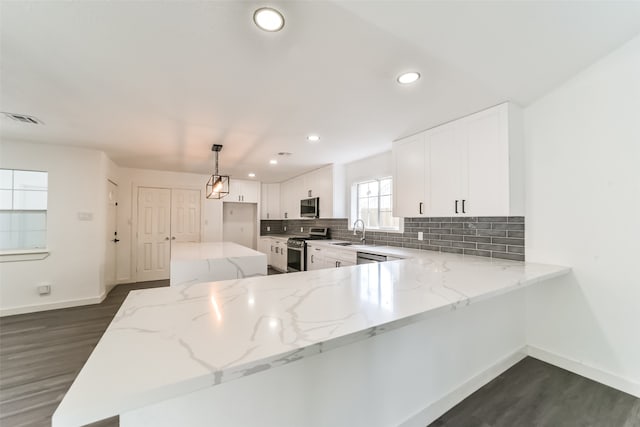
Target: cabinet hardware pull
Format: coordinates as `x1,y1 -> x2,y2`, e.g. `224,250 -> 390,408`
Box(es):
419,202 -> 424,215
462,199 -> 466,214
335,261 -> 338,268
311,255 -> 314,263
455,200 -> 459,214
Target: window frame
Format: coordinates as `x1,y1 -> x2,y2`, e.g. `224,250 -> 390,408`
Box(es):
0,168 -> 49,255
351,176 -> 402,232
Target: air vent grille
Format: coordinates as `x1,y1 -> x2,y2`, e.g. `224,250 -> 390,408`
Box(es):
2,112 -> 43,125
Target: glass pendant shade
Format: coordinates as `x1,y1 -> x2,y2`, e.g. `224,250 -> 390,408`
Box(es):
206,144 -> 230,199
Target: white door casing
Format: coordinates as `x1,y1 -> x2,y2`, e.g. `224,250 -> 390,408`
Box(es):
105,180 -> 118,288
137,187 -> 171,282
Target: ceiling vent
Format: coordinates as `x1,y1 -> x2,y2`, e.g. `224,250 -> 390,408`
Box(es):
2,112 -> 43,125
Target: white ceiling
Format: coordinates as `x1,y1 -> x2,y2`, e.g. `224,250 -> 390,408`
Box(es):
1,1 -> 639,182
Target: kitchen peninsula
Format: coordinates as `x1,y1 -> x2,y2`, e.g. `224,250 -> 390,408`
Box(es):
53,251 -> 569,427
169,242 -> 267,286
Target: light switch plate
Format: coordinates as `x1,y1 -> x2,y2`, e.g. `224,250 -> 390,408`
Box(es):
77,212 -> 93,221
300,227 -> 304,232
418,232 -> 424,241
284,226 -> 287,231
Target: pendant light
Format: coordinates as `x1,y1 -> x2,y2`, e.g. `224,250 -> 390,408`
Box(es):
206,144 -> 230,199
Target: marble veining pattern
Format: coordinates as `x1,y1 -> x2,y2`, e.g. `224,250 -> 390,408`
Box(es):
53,250 -> 569,427
170,242 -> 267,286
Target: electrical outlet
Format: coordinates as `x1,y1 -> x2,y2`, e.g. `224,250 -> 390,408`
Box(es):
418,231 -> 424,241
37,284 -> 51,296
267,226 -> 271,231
300,227 -> 304,232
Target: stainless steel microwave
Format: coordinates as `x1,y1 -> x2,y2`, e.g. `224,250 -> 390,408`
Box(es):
300,197 -> 319,218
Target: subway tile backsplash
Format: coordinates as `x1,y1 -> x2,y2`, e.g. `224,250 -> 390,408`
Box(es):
260,216 -> 525,261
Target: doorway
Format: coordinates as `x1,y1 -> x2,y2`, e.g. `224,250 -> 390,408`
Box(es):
105,180 -> 118,291
135,187 -> 201,282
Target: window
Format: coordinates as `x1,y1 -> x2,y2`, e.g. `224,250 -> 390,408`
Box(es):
0,169 -> 48,251
354,177 -> 400,230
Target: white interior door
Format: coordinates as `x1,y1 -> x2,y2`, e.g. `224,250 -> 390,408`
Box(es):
105,180 -> 118,289
171,189 -> 201,243
223,202 -> 257,249
137,187 -> 171,282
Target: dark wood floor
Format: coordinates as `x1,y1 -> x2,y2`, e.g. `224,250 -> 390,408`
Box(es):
0,280 -> 168,427
1,279 -> 638,427
430,357 -> 640,427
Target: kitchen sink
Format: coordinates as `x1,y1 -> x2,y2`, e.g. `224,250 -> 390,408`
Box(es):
331,242 -> 353,246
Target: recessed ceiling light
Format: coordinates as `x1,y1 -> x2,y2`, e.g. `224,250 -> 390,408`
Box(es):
307,135 -> 320,142
397,71 -> 421,85
248,173 -> 256,178
269,159 -> 278,165
253,7 -> 285,32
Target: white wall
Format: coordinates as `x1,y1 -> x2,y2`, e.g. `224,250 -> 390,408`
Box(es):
524,35 -> 640,395
345,151 -> 393,187
0,141 -> 110,315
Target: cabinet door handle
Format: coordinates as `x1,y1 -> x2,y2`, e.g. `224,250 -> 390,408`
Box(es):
419,202 -> 424,215
462,199 -> 466,214
311,255 -> 314,263
455,200 -> 459,214
335,261 -> 338,268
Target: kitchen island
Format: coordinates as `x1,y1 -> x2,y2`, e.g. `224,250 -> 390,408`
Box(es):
169,241 -> 267,286
53,251 -> 569,427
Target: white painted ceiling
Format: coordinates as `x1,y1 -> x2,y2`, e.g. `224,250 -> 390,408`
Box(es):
1,1 -> 639,182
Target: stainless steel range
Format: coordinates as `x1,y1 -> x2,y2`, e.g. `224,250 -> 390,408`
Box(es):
286,227 -> 329,272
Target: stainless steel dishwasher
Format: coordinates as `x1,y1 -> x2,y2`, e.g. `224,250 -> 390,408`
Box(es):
356,251 -> 387,264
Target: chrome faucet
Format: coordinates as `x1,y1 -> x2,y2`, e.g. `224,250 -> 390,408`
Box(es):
353,219 -> 366,244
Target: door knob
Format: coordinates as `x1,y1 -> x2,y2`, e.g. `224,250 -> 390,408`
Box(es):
165,237 -> 170,240
171,237 -> 176,240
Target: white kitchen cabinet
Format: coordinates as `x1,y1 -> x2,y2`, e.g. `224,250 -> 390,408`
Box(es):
260,183 -> 281,219
393,102 -> 523,218
226,179 -> 259,203
428,121 -> 467,216
258,237 -> 272,263
280,165 -> 346,219
271,237 -> 288,272
306,243 -> 323,270
306,244 -> 356,270
392,133 -> 428,218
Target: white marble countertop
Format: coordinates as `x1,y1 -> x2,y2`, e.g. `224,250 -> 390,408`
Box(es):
53,251 -> 570,427
171,241 -> 264,261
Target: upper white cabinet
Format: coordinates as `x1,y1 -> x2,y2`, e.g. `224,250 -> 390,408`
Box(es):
392,133 -> 428,217
226,179 -> 259,203
280,165 -> 345,219
280,177 -> 303,219
393,102 -> 524,218
260,183 -> 281,219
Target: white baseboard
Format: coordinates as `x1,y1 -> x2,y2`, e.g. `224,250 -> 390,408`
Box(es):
0,291 -> 107,317
400,347 -> 528,427
526,345 -> 640,398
